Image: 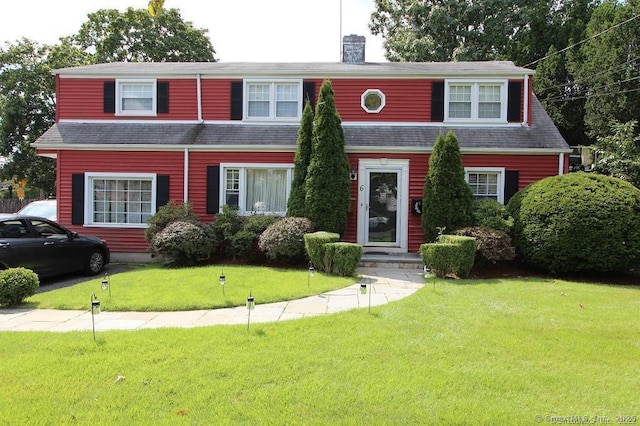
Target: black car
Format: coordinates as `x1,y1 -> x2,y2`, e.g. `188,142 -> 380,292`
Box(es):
0,215 -> 109,277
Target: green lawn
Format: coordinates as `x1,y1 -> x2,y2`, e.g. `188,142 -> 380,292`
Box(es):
27,264 -> 355,311
1,276 -> 639,424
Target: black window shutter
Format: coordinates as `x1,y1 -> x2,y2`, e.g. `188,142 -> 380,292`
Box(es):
507,82 -> 522,122
156,175 -> 170,210
431,81 -> 445,122
71,173 -> 85,225
206,166 -> 221,214
504,170 -> 519,203
230,81 -> 243,120
157,82 -> 169,113
103,81 -> 116,113
303,81 -> 316,111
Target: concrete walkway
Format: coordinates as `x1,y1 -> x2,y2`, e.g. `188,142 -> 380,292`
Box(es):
0,268 -> 425,332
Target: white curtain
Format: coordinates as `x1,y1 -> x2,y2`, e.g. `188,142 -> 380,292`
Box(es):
246,169 -> 287,213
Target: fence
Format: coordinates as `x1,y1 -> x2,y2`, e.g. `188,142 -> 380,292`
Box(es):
0,199 -> 38,213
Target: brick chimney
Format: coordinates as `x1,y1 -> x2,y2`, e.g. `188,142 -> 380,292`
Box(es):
342,34 -> 366,64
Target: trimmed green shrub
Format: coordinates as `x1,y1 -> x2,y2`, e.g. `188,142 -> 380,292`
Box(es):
0,267 -> 39,307
209,205 -> 244,258
507,172 -> 640,274
472,199 -> 514,233
304,231 -> 340,272
150,220 -> 215,266
420,243 -> 460,278
455,226 -> 516,264
287,101 -> 314,217
324,242 -> 362,276
258,217 -> 315,264
229,214 -> 280,261
438,235 -> 476,277
145,201 -> 199,243
422,131 -> 474,241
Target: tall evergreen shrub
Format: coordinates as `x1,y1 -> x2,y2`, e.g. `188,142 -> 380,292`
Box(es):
287,101 -> 314,217
422,131 -> 474,241
305,80 -> 351,234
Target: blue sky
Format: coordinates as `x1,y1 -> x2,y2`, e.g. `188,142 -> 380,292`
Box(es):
0,0 -> 386,62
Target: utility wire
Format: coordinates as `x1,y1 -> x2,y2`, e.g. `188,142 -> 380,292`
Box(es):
525,12 -> 640,68
538,55 -> 640,92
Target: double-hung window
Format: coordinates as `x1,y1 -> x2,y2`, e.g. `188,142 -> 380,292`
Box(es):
116,79 -> 157,116
221,164 -> 293,215
86,173 -> 156,226
245,80 -> 302,121
465,167 -> 505,203
445,80 -> 506,122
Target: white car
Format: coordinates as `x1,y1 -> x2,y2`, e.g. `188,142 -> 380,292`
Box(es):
17,199 -> 57,221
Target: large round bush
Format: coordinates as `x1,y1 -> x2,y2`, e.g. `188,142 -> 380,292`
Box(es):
507,172 -> 640,274
258,217 -> 314,264
0,267 -> 39,307
150,220 -> 215,266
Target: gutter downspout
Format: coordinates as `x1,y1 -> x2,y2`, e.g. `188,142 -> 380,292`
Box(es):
184,148 -> 189,203
197,74 -> 203,123
558,153 -> 565,175
523,74 -> 530,126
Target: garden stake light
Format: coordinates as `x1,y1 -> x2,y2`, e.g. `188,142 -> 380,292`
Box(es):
360,277 -> 372,313
101,272 -> 111,299
424,265 -> 436,290
308,261 -> 315,288
246,291 -> 255,331
91,293 -> 101,341
219,268 -> 226,298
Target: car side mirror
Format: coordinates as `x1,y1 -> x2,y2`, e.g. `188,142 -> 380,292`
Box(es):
69,231 -> 78,239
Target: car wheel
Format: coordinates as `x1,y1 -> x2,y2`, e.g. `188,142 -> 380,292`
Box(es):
85,249 -> 105,275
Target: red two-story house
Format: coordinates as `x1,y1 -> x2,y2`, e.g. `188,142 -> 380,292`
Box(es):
33,38 -> 569,261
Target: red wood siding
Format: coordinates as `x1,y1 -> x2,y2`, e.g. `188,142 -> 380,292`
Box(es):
56,150 -> 185,252
201,79 -> 234,121
57,78 -> 198,121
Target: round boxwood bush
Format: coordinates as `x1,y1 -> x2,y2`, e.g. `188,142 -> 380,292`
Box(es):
150,220 -> 215,266
0,267 -> 39,307
472,199 -> 514,233
258,217 -> 314,264
507,172 -> 640,274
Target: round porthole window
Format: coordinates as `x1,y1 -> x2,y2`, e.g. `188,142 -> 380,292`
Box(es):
361,89 -> 385,113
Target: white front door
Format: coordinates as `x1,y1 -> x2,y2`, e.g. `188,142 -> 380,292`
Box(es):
357,159 -> 409,252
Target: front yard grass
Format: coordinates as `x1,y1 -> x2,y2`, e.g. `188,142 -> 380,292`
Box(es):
1,276 -> 639,424
26,264 -> 355,311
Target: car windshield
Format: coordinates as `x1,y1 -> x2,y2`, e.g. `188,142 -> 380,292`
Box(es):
18,201 -> 56,219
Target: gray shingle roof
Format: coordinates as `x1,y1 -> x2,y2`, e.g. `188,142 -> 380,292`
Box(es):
34,98 -> 568,153
53,61 -> 534,78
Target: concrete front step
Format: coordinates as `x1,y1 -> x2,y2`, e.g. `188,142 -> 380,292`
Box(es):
360,252 -> 423,269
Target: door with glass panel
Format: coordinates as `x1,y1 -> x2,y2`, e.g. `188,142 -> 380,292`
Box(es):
364,170 -> 400,246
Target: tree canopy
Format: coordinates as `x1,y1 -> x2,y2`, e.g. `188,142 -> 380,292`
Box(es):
69,7 -> 215,63
0,7 -> 216,196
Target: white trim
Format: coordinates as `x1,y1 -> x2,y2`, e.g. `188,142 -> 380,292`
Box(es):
444,79 -> 507,123
115,79 -> 157,117
523,74 -> 530,126
464,167 -> 506,204
196,74 -> 203,123
243,79 -> 303,122
84,172 -> 157,228
558,153 -> 565,175
183,149 -> 189,203
219,163 -> 294,215
361,89 -> 386,113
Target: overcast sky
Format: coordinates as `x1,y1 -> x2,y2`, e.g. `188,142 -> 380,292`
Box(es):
0,0 -> 386,62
